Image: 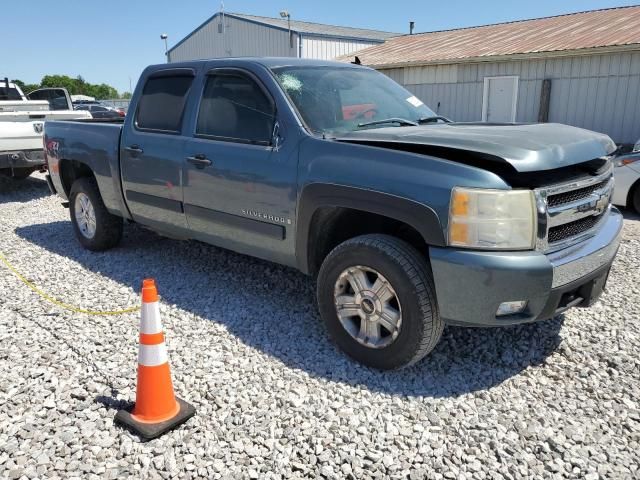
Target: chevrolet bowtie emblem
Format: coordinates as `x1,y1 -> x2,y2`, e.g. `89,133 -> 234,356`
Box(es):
594,193 -> 609,214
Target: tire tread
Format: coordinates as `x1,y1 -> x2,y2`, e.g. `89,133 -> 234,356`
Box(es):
69,177 -> 123,251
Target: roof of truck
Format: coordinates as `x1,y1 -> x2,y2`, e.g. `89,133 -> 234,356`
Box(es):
148,57 -> 370,71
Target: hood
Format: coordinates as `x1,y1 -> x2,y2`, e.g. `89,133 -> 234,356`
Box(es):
336,122 -> 616,172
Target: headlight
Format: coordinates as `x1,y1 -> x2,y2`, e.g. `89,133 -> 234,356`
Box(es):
448,187 -> 537,250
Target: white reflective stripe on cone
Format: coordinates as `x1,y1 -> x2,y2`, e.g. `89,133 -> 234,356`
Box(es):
140,302 -> 163,334
138,343 -> 168,367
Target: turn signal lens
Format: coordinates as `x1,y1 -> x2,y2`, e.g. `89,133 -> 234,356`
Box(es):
451,191 -> 469,216
448,187 -> 536,250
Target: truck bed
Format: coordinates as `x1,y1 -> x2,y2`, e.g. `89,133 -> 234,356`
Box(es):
45,119 -> 127,218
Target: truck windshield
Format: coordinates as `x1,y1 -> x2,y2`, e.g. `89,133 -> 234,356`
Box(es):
0,87 -> 23,101
271,65 -> 436,136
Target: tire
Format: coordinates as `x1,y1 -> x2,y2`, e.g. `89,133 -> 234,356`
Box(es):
317,234 -> 443,370
631,183 -> 640,214
69,177 -> 123,251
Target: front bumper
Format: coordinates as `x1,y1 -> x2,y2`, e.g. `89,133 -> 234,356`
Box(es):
429,207 -> 623,326
0,149 -> 45,169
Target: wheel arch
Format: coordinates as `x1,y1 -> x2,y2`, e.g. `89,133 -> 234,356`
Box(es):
296,183 -> 445,275
59,159 -> 95,198
58,158 -> 131,219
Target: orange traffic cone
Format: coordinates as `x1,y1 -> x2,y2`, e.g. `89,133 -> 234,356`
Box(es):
115,279 -> 195,439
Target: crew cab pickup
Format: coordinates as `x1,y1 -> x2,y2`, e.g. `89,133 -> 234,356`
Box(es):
0,80 -> 90,179
44,58 -> 622,369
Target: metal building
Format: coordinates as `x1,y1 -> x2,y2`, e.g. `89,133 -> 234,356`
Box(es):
168,12 -> 398,63
342,6 -> 640,145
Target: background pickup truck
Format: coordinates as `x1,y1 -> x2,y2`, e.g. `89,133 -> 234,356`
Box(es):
0,79 -> 90,179
44,58 -> 622,370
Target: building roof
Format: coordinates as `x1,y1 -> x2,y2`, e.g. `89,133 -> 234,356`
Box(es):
337,6 -> 640,68
227,12 -> 400,40
169,11 -> 399,53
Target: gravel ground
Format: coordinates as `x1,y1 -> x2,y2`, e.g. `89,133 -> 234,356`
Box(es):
0,173 -> 639,480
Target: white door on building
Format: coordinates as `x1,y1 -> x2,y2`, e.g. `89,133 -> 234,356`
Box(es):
482,76 -> 518,122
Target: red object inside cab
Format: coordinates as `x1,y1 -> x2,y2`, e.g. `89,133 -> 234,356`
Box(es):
342,103 -> 377,121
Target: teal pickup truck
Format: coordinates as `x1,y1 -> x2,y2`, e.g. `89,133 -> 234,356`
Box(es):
44,58 -> 622,369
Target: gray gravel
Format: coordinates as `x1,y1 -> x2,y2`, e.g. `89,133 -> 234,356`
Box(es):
0,173 -> 639,479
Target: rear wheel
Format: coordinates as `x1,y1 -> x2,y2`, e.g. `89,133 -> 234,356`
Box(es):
317,234 -> 443,370
69,177 -> 123,251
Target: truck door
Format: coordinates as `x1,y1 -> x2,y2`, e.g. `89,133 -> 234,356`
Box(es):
120,69 -> 195,233
182,68 -> 298,266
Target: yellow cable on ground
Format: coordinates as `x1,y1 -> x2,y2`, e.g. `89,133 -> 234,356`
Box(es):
0,251 -> 140,315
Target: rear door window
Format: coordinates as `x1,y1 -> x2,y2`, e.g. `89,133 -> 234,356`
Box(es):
136,74 -> 193,133
196,72 -> 275,145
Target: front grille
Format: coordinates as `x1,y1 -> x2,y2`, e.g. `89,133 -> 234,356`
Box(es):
535,162 -> 614,251
548,214 -> 602,243
547,180 -> 608,208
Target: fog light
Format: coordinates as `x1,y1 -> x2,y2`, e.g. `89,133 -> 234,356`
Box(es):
496,300 -> 527,316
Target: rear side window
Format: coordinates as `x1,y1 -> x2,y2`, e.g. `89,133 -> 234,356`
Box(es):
0,87 -> 22,101
136,74 -> 193,132
196,72 -> 275,145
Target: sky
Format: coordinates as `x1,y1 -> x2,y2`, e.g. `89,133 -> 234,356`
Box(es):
5,0 -> 639,94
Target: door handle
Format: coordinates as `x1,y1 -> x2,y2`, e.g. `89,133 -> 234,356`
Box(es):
186,154 -> 212,168
125,145 -> 144,155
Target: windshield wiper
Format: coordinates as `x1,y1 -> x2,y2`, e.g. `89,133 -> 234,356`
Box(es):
357,117 -> 418,128
418,115 -> 452,124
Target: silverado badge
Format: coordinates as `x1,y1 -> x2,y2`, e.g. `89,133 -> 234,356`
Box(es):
242,209 -> 292,225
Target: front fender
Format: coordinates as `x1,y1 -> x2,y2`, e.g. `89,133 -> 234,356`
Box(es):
295,183 -> 445,274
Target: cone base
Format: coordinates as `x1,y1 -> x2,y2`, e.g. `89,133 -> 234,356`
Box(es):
115,397 -> 196,440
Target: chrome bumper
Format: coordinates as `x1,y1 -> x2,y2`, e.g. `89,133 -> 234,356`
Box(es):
548,207 -> 623,288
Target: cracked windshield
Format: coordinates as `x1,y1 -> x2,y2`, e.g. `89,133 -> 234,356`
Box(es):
272,66 -> 437,136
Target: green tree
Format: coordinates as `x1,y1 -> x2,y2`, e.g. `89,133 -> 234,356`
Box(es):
40,75 -> 78,93
10,79 -> 40,94
11,74 -> 121,99
120,91 -> 132,99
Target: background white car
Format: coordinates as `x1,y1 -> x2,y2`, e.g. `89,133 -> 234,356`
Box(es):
1,80 -> 90,179
612,140 -> 640,214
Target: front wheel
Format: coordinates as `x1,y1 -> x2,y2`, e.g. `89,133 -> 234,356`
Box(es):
69,177 -> 123,251
631,183 -> 640,214
317,234 -> 443,370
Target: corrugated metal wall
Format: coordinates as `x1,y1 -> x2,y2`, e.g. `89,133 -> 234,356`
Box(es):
379,51 -> 640,144
169,16 -> 384,63
301,36 -> 380,60
169,15 -> 298,62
